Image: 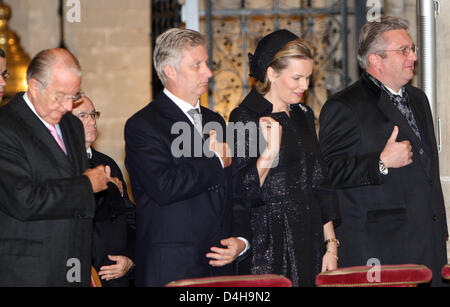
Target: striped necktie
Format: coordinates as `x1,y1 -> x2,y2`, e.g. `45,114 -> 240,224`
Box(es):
187,108 -> 203,136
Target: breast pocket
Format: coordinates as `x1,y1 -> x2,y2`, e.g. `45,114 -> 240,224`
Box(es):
365,206 -> 407,264
0,238 -> 43,257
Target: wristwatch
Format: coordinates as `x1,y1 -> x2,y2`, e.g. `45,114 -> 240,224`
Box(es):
379,159 -> 388,175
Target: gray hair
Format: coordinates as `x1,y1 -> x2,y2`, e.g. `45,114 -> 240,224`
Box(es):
27,48 -> 82,88
153,28 -> 206,86
357,16 -> 409,69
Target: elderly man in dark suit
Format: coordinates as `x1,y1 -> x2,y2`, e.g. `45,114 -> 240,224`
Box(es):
125,28 -> 250,287
72,96 -> 136,287
319,16 -> 448,286
0,48 -> 112,286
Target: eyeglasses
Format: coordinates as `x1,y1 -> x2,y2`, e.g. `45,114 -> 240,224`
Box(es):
37,79 -> 85,103
76,111 -> 101,121
376,44 -> 417,57
1,70 -> 10,80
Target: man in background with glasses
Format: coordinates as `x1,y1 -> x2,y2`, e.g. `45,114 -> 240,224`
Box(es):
0,48 -> 112,286
319,16 -> 448,286
72,96 -> 136,287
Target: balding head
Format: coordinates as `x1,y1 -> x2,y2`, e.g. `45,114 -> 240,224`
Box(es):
27,48 -> 82,88
26,48 -> 83,125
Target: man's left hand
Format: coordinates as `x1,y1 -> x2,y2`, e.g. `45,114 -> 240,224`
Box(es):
98,255 -> 134,281
206,237 -> 246,267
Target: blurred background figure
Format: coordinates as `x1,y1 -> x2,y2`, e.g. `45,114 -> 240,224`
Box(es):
72,96 -> 136,287
0,48 -> 9,103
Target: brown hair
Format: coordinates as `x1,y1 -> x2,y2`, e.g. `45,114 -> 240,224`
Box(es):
357,16 -> 409,69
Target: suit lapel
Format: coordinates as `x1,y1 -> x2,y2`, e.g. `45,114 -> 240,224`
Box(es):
10,94 -> 76,176
59,115 -> 85,174
154,92 -> 227,216
406,87 -> 435,153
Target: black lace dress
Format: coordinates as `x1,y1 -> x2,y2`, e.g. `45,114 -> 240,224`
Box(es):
229,89 -> 339,287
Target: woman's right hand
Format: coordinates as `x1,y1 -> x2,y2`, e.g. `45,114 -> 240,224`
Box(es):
259,116 -> 282,155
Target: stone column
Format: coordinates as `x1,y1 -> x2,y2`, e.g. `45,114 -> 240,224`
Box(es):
64,0 -> 151,179
4,0 -> 59,57
435,0 -> 450,263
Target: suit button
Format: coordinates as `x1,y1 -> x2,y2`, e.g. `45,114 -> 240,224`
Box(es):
433,215 -> 437,221
75,212 -> 87,219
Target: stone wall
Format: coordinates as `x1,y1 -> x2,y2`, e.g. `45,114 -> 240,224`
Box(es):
4,0 -> 151,186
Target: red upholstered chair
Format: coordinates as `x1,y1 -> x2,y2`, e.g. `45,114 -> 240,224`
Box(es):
166,274 -> 292,287
442,264 -> 450,281
316,264 -> 432,287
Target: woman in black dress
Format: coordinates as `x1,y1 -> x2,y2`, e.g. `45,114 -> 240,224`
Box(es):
229,30 -> 340,286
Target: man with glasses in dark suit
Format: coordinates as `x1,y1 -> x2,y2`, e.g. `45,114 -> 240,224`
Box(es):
72,96 -> 136,287
0,48 -> 111,286
319,16 -> 448,286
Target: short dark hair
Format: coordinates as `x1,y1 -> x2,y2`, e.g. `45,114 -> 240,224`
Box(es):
0,48 -> 6,58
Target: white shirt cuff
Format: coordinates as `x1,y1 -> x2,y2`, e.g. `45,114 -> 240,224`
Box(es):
237,237 -> 250,257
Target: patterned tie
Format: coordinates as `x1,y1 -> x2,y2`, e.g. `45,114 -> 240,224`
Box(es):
367,73 -> 422,140
48,124 -> 67,154
187,108 -> 203,136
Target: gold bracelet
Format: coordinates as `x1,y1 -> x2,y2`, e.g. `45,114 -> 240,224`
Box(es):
326,250 -> 339,261
325,238 -> 340,247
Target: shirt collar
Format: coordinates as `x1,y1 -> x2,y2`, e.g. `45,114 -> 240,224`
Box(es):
86,146 -> 93,159
23,92 -> 60,129
365,72 -> 404,97
163,88 -> 201,119
385,85 -> 403,97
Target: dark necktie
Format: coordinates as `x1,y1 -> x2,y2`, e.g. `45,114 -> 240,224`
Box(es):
87,151 -> 94,168
368,74 -> 422,140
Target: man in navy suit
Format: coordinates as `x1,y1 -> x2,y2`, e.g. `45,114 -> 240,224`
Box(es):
125,28 -> 249,287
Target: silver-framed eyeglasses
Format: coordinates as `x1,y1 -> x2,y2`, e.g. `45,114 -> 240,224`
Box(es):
376,44 -> 417,57
37,79 -> 85,103
1,70 -> 10,80
76,111 -> 101,121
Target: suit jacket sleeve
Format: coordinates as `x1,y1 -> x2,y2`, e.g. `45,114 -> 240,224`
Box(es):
228,108 -> 263,204
0,122 -> 94,222
319,99 -> 382,189
125,116 -> 225,206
